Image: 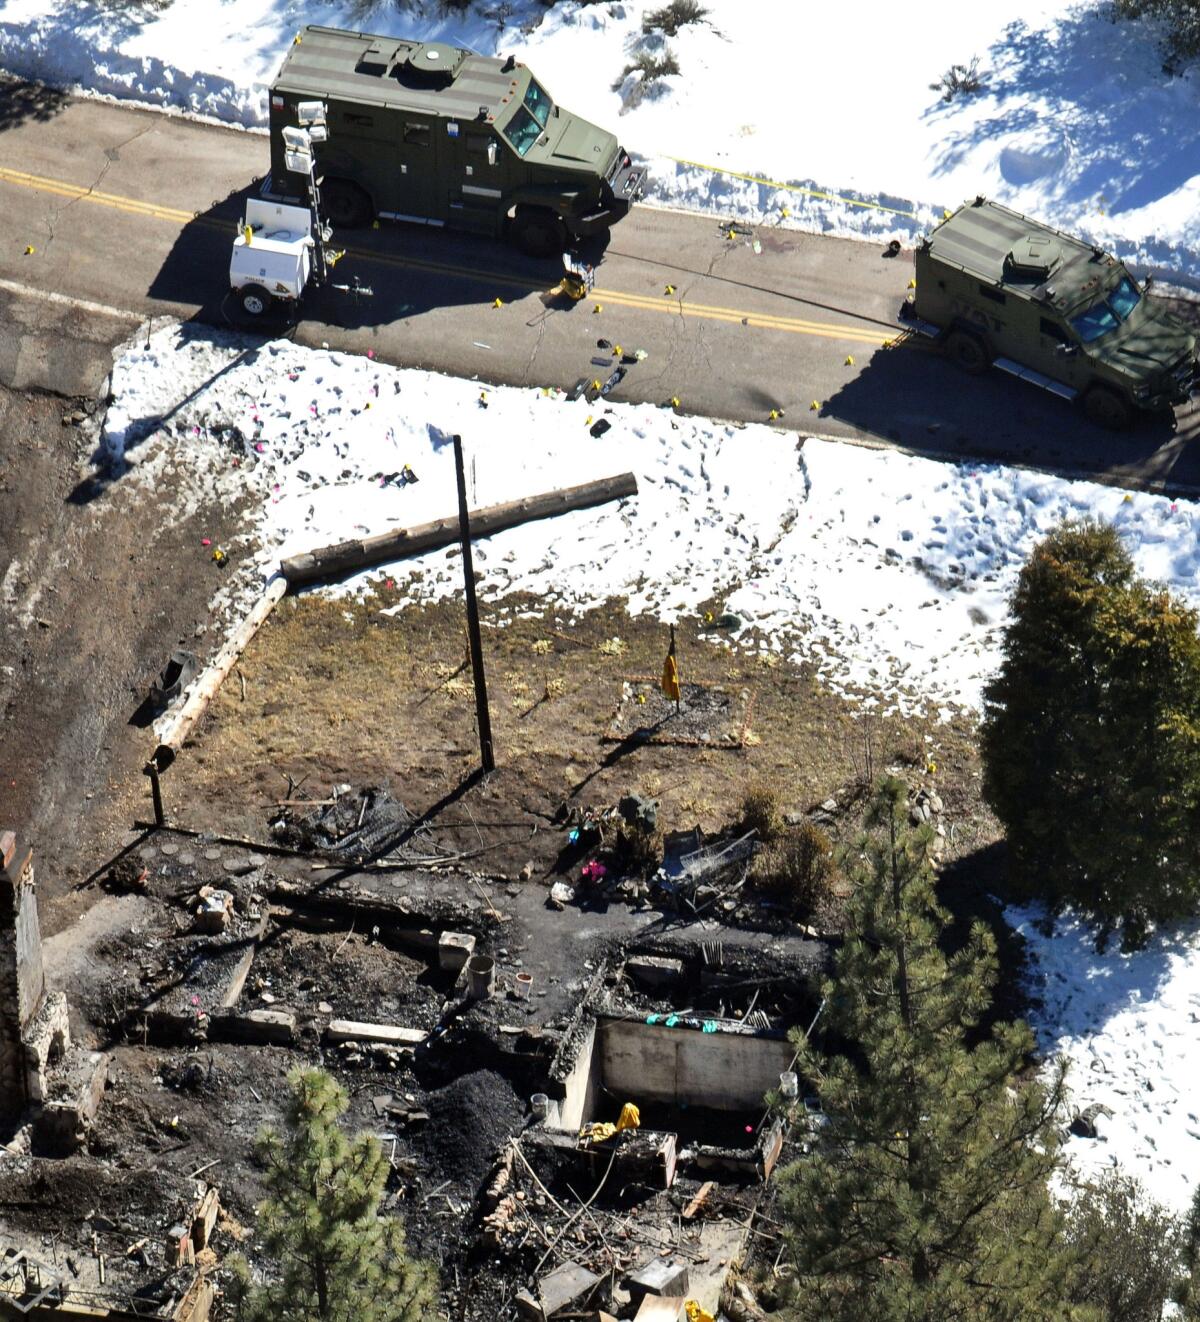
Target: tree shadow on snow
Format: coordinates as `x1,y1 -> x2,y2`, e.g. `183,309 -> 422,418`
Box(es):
927,10 -> 1200,226
939,839 -> 1197,1052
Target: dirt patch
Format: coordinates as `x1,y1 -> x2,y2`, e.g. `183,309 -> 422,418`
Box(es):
163,590 -> 993,884
0,382 -> 249,930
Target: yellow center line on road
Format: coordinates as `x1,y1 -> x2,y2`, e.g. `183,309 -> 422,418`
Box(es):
0,163 -> 888,347
0,164 -> 195,225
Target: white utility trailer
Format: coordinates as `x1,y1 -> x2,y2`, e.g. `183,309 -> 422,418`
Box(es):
229,198 -> 316,318
228,100 -> 370,322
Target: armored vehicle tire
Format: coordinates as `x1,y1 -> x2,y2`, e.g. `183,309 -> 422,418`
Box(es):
239,284 -> 272,318
1082,385 -> 1132,431
322,180 -> 373,230
511,207 -> 567,258
944,328 -> 991,376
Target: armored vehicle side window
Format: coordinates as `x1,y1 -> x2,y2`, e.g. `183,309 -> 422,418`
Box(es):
979,284 -> 1006,305
503,105 -> 541,157
523,79 -> 553,129
1109,276 -> 1140,319
345,112 -> 374,128
1039,318 -> 1071,344
404,122 -> 431,147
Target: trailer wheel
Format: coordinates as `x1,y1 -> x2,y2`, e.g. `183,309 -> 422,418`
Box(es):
511,207 -> 567,258
239,284 -> 272,318
944,328 -> 991,376
1082,384 -> 1132,431
322,180 -> 373,230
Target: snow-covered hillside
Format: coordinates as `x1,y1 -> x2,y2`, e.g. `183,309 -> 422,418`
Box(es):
2,0 -> 1200,276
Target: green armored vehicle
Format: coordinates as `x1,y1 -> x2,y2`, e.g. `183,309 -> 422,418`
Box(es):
267,25 -> 646,256
899,197 -> 1196,428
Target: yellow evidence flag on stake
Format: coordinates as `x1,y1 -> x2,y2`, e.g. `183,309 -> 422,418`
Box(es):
662,626 -> 681,703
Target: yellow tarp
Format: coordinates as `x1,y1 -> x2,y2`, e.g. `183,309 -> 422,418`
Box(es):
579,1102 -> 641,1144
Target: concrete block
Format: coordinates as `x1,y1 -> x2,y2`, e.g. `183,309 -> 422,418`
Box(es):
325,1020 -> 427,1048
624,955 -> 685,990
628,1258 -> 689,1304
438,930 -> 476,974
515,1261 -> 601,1321
220,1009 -> 296,1045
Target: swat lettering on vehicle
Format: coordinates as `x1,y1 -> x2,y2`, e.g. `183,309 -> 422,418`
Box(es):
266,27 -> 646,257
899,197 -> 1197,429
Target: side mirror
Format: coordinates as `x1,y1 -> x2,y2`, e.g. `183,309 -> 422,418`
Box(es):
1144,275 -> 1154,291
1055,342 -> 1078,358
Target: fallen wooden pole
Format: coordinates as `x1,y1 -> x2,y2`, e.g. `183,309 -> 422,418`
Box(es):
148,574 -> 288,772
280,471 -> 639,588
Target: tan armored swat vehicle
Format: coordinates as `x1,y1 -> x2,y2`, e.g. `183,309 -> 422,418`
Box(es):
900,197 -> 1196,428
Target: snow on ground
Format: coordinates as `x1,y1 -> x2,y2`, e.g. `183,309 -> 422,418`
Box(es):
3,0 -> 1200,277
100,322 -> 1200,721
1012,906 -> 1200,1214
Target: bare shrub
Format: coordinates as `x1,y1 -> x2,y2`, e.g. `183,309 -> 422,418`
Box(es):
613,47 -> 681,91
929,56 -> 986,102
754,821 -> 838,916
643,0 -> 709,36
740,780 -> 783,843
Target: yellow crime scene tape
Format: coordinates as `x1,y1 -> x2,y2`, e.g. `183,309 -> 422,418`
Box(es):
664,154 -> 920,220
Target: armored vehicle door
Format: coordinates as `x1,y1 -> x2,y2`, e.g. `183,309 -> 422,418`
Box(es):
377,109 -> 440,223
1027,312 -> 1085,396
444,123 -> 506,236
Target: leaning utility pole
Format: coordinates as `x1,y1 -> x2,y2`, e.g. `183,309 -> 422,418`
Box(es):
453,434 -> 495,773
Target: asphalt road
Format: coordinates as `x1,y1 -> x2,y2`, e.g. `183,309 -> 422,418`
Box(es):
2,77 -> 1199,493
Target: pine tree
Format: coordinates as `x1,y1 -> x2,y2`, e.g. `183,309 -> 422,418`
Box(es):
981,519 -> 1200,944
228,1068 -> 435,1322
1173,1185 -> 1200,1319
776,777 -> 1074,1321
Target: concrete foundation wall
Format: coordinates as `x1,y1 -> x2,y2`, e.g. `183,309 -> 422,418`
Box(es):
0,833 -> 48,1118
556,1020 -> 598,1132
598,1019 -> 794,1112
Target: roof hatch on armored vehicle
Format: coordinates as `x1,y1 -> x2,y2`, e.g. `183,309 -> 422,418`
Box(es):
393,42 -> 467,86
355,44 -> 393,76
1006,233 -> 1061,282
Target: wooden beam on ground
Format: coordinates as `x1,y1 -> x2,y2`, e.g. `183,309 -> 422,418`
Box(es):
279,471 -> 639,588
148,575 -> 288,773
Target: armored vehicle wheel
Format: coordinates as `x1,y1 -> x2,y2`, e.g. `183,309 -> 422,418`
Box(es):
1082,385 -> 1132,431
511,207 -> 567,258
322,180 -> 373,230
239,284 -> 272,317
944,328 -> 991,376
